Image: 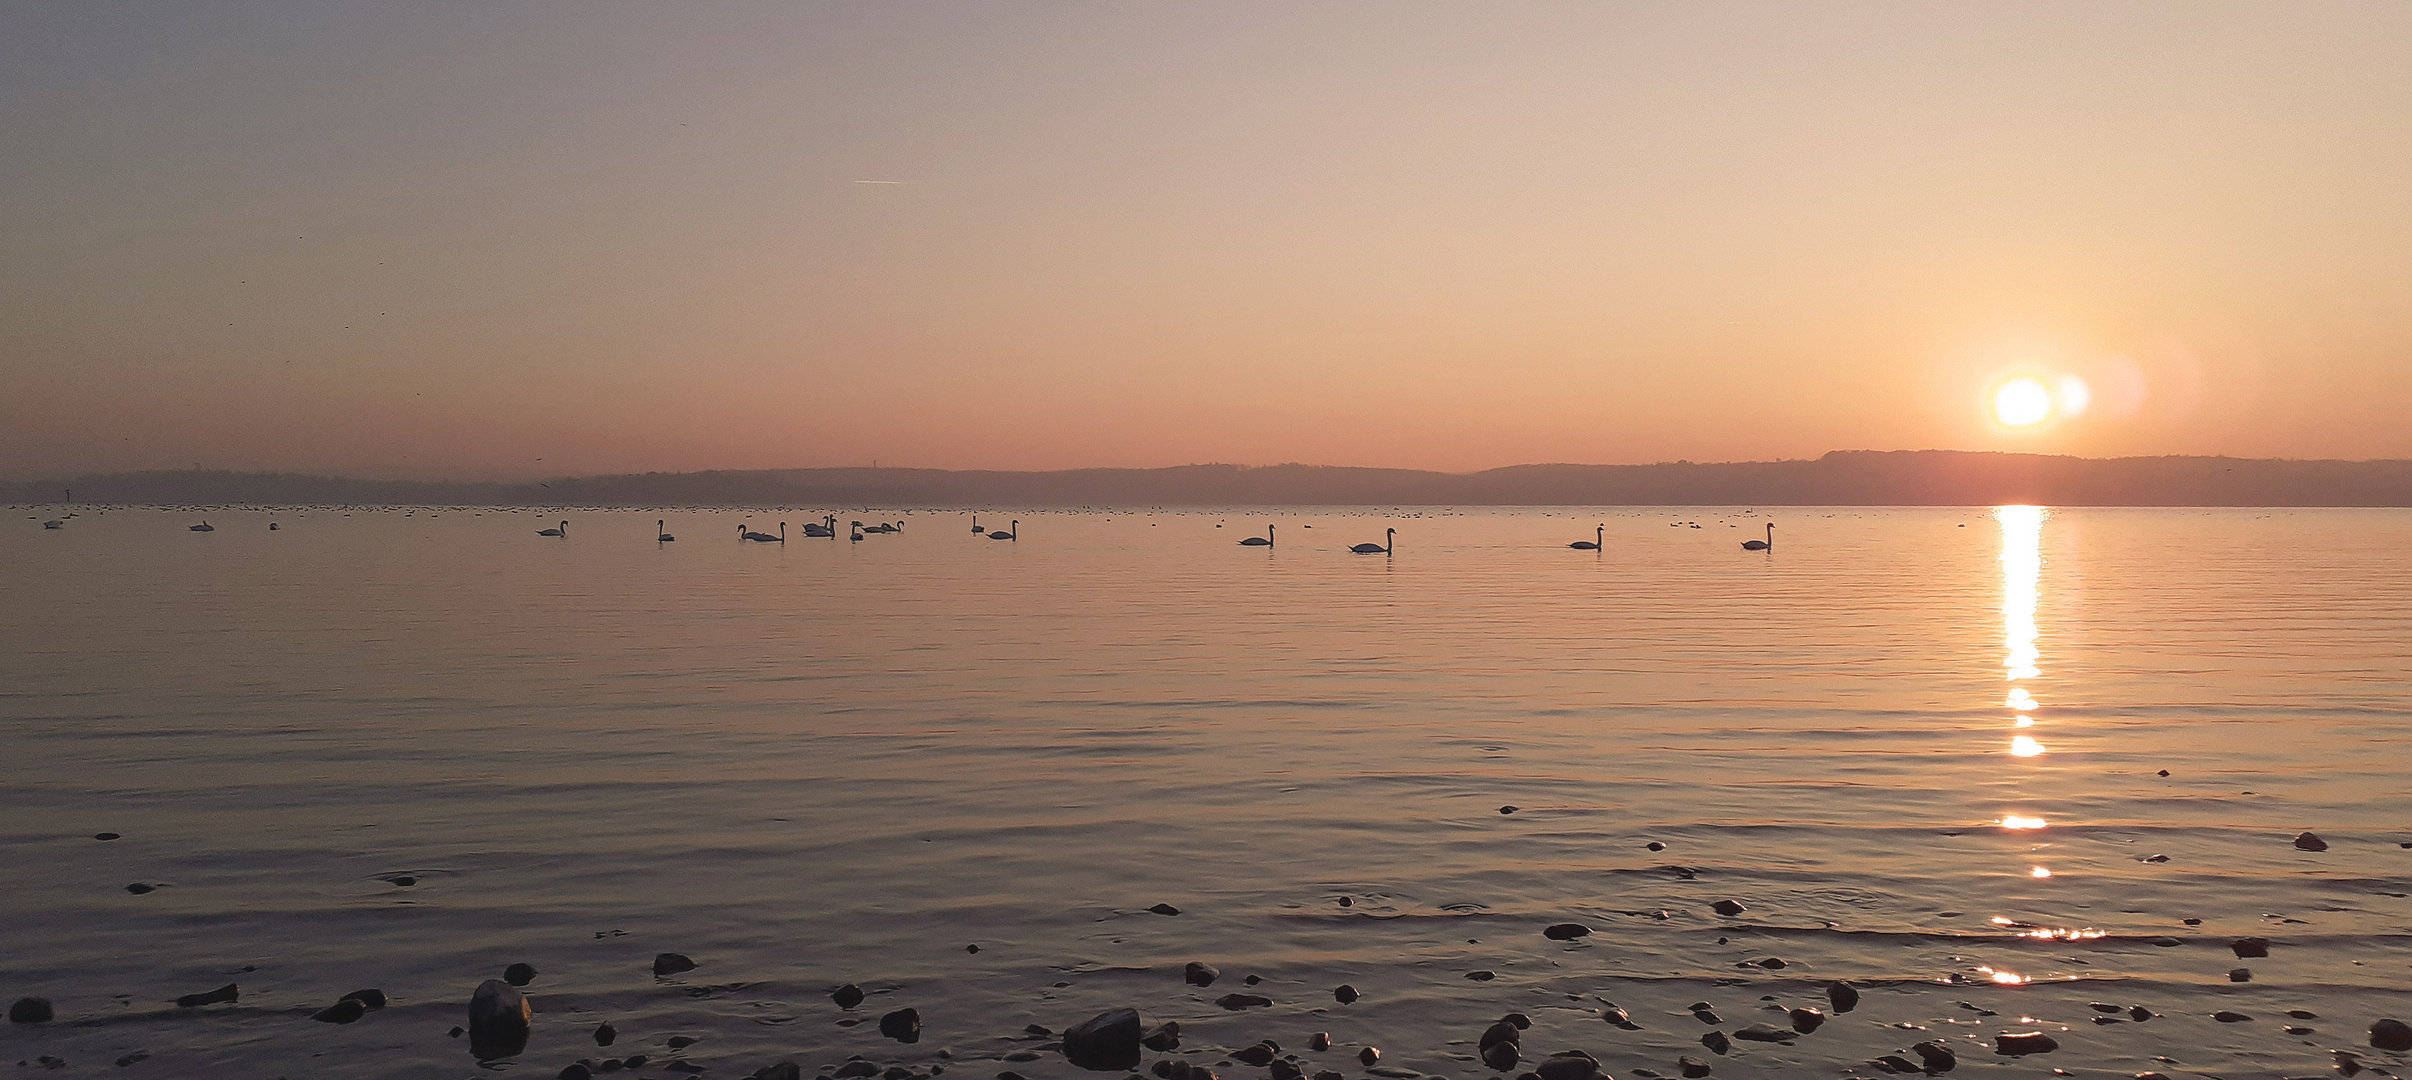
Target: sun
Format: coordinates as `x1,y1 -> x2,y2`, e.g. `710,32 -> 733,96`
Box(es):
1993,378 -> 2054,427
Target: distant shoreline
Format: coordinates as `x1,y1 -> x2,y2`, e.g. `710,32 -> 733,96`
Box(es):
9,450 -> 2412,507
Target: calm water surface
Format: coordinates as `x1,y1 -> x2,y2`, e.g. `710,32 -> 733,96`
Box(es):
3,506 -> 2408,1079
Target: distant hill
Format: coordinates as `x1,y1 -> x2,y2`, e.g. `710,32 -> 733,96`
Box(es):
7,451 -> 2412,507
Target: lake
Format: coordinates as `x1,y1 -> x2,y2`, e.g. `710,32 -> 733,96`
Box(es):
3,505 -> 2408,1079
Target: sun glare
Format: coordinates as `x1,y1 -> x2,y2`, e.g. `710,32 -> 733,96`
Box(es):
1993,378 -> 2054,426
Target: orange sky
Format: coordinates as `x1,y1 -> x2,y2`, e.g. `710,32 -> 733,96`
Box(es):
4,3 -> 2410,479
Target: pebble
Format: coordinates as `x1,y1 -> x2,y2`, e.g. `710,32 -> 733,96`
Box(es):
1873,1054 -> 1919,1073
1062,1007 -> 1144,1071
1216,994 -> 1272,1009
1501,1013 -> 1531,1030
559,1065 -> 593,1080
1359,1047 -> 1381,1066
9,997 -> 54,1024
343,989 -> 386,1010
1141,1021 -> 1180,1051
967,944 -> 979,953
834,984 -> 866,1009
2294,831 -> 2328,851
2232,937 -> 2271,958
1698,1031 -> 1730,1056
1149,904 -> 1181,916
880,1008 -> 922,1043
756,1066 -> 805,1080
2285,1025 -> 2315,1035
94,833 -> 119,841
1754,957 -> 1786,970
1465,971 -> 1497,981
2129,1006 -> 2155,1022
468,979 -> 532,1051
1184,962 -> 1219,987
2372,1019 -> 2412,1051
125,883 -> 155,895
1235,1042 -> 1279,1066
1691,1008 -> 1723,1025
391,876 -> 416,887
1647,842 -> 1666,852
654,953 -> 697,977
1244,975 -> 1261,985
1480,1021 -> 1521,1050
2213,1011 -> 2252,1023
1334,985 -> 1359,1004
1308,1032 -> 1331,1051
1827,982 -> 1859,1013
1711,900 -> 1746,916
312,997 -> 367,1024
1314,1072 -> 1342,1080
1499,806 -> 1518,815
1995,1032 -> 2058,1055
2228,968 -> 2251,982
1788,1007 -> 1824,1034
1533,1052 -> 1600,1080
594,1021 -> 617,1046
1480,1041 -> 1519,1071
1911,1040 -> 1956,1072
505,963 -> 538,987
1677,1057 -> 1710,1078
175,983 -> 239,1008
835,1062 -> 881,1078
1732,1023 -> 1794,1043
1602,1007 -> 1636,1029
1543,924 -> 1592,941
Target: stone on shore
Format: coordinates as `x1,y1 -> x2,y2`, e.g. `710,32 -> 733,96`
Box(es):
1359,1047 -> 1381,1066
342,989 -> 386,1009
1184,962 -> 1219,987
1149,903 -> 1181,916
1061,1007 -> 1144,1071
1308,1032 -> 1331,1051
468,979 -> 532,1052
9,997 -> 54,1024
312,997 -> 367,1024
2370,1019 -> 2412,1051
504,963 -> 537,987
1141,1020 -> 1180,1051
1481,1040 -> 1520,1071
1543,924 -> 1592,941
1732,1024 -> 1794,1043
595,1020 -> 617,1046
833,984 -> 866,1009
175,984 -> 239,1008
653,953 -> 696,976
1334,985 -> 1360,1004
1533,1051 -> 1601,1080
1826,982 -> 1859,1013
1481,1021 -> 1522,1049
1710,900 -> 1746,916
1698,1031 -> 1729,1056
1217,993 -> 1271,1009
1995,1032 -> 2057,1055
2231,937 -> 2270,958
1234,1042 -> 1279,1066
2295,832 -> 2328,851
1788,1008 -> 1824,1034
880,1007 -> 922,1042
1911,1040 -> 1956,1072
1678,1056 -> 1711,1077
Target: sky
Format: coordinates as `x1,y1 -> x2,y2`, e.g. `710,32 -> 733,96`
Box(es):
4,2 -> 2410,479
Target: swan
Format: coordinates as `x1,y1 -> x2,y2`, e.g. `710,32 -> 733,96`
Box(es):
1570,524 -> 1602,550
802,515 -> 835,538
657,519 -> 676,542
988,520 -> 1016,541
268,522 -> 279,531
1240,524 -> 1273,547
972,514 -> 984,534
850,524 -> 864,542
1741,522 -> 1772,551
190,521 -> 215,532
1349,528 -> 1394,555
537,520 -> 565,537
744,522 -> 785,542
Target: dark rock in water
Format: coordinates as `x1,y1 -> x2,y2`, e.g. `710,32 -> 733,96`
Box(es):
1732,1024 -> 1794,1043
505,963 -> 538,987
1140,1021 -> 1180,1051
1481,1041 -> 1520,1072
1334,985 -> 1359,1004
94,833 -> 119,841
1911,1040 -> 1956,1073
967,944 -> 979,953
1698,1032 -> 1730,1056
1480,1022 -> 1522,1050
1149,903 -> 1181,916
1827,982 -> 1859,1013
653,953 -> 696,977
391,876 -> 416,887
1678,1056 -> 1711,1078
594,1021 -> 617,1046
1270,1061 -> 1304,1080
2231,937 -> 2270,958
833,984 -> 866,1009
468,979 -> 532,1055
1500,806 -> 1519,815
1235,1042 -> 1279,1066
1647,842 -> 1666,852
1544,924 -> 1592,941
1754,957 -> 1786,970
1184,962 -> 1219,987
1710,900 -> 1746,916
1308,1032 -> 1331,1052
1338,897 -> 1352,907
1466,971 -> 1497,981
2182,918 -> 2200,925
343,989 -> 386,1010
1788,1008 -> 1824,1034
2129,1006 -> 2156,1022
2228,968 -> 2251,982
125,883 -> 155,895
176,984 -> 239,1008
10,997 -> 55,1024
1062,1008 -> 1144,1071
2213,1011 -> 2252,1023
560,1064 -> 594,1080
1602,1007 -> 1636,1029
2295,832 -> 2328,851
2285,1025 -> 2315,1035
1501,1013 -> 1531,1030
2371,1019 -> 2412,1051
1216,994 -> 1271,1009
1359,1048 -> 1381,1066
1244,975 -> 1261,985
1994,1032 -> 2057,1055
1534,1052 -> 1600,1080
835,1061 -> 881,1078
312,997 -> 367,1024
880,1008 -> 922,1042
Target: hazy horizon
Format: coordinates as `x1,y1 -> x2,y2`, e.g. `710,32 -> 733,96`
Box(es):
8,3 -> 2411,479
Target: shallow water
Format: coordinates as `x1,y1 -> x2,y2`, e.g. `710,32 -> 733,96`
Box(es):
2,505 -> 2408,1080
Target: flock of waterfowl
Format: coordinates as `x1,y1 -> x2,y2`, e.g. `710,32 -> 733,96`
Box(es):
31,511 -> 1783,552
